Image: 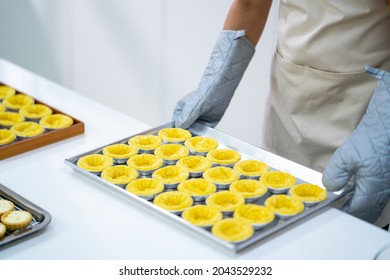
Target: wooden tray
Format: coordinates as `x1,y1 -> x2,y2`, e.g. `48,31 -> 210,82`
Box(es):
0,82 -> 85,160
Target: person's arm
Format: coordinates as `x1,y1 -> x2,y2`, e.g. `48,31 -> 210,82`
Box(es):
224,0 -> 273,45
172,0 -> 273,129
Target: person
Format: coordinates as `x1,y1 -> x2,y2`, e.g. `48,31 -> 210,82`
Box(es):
172,0 -> 390,226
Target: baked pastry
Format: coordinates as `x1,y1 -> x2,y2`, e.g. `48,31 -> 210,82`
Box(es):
154,144 -> 189,165
153,191 -> 193,215
0,199 -> 14,217
177,178 -> 216,201
0,129 -> 16,146
102,143 -> 137,164
206,191 -> 245,216
289,183 -> 328,206
184,136 -> 218,156
0,222 -> 6,239
234,204 -> 275,230
126,178 -> 164,200
265,194 -> 304,219
11,122 -> 45,138
203,166 -> 239,189
128,134 -> 162,154
152,165 -> 189,189
260,170 -> 296,194
19,104 -> 52,121
127,154 -> 163,176
229,179 -> 267,203
0,85 -> 16,100
1,210 -> 33,231
233,159 -> 269,179
39,114 -> 73,129
212,218 -> 254,243
206,148 -> 241,167
2,94 -> 34,112
182,205 -> 222,228
157,127 -> 192,144
101,165 -> 138,186
0,112 -> 24,128
77,154 -> 113,174
176,155 -> 212,177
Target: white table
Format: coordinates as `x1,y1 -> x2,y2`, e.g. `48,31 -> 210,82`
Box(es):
1,58 -> 389,260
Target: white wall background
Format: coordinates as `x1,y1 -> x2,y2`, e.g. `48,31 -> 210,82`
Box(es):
0,0 -> 278,147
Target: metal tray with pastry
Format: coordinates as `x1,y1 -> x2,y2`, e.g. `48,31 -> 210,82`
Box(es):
0,183 -> 52,248
64,122 -> 352,253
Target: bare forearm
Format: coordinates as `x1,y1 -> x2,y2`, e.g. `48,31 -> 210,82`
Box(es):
223,0 -> 273,46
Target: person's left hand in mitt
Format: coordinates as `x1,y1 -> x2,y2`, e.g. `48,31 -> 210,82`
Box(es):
322,66 -> 390,223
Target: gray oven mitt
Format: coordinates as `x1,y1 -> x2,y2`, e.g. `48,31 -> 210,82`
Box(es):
322,66 -> 390,223
172,30 -> 255,129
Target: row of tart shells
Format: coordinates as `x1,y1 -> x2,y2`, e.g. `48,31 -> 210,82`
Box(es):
0,86 -> 74,145
76,127 -> 328,243
0,198 -> 33,239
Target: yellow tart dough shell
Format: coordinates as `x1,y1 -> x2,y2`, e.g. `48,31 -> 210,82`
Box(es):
77,154 -> 113,174
0,129 -> 16,146
212,218 -> 254,243
182,205 -> 223,228
158,127 -> 192,144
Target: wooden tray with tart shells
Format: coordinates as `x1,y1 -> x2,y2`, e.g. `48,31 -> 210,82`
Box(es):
0,82 -> 85,160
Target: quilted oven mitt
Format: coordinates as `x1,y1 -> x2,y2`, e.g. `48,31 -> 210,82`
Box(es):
173,30 -> 255,129
322,66 -> 390,223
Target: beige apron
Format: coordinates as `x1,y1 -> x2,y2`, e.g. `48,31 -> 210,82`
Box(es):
262,0 -> 390,225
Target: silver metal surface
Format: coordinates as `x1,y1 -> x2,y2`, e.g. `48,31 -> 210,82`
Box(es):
0,183 -> 52,247
64,122 -> 353,253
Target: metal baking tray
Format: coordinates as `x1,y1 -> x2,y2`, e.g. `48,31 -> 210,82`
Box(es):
0,183 -> 52,247
64,122 -> 352,253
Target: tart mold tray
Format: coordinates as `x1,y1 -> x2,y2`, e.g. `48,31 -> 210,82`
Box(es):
64,122 -> 352,253
0,82 -> 85,160
0,183 -> 52,247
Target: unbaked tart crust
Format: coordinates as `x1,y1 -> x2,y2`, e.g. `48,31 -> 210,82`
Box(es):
102,143 -> 137,159
0,85 -> 16,100
206,149 -> 241,166
19,104 -> 52,120
153,191 -> 193,212
212,218 -> 254,242
11,121 -> 45,137
154,144 -> 189,161
206,191 -> 245,213
77,154 -> 113,173
101,165 -> 138,185
233,159 -> 269,178
184,136 -> 218,153
234,204 -> 275,226
39,114 -> 74,129
126,178 -> 164,198
128,134 -> 162,152
289,183 -> 328,204
0,129 -> 16,145
265,194 -> 304,217
3,94 -> 34,111
127,154 -> 163,171
182,205 -> 222,227
158,127 -> 192,143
